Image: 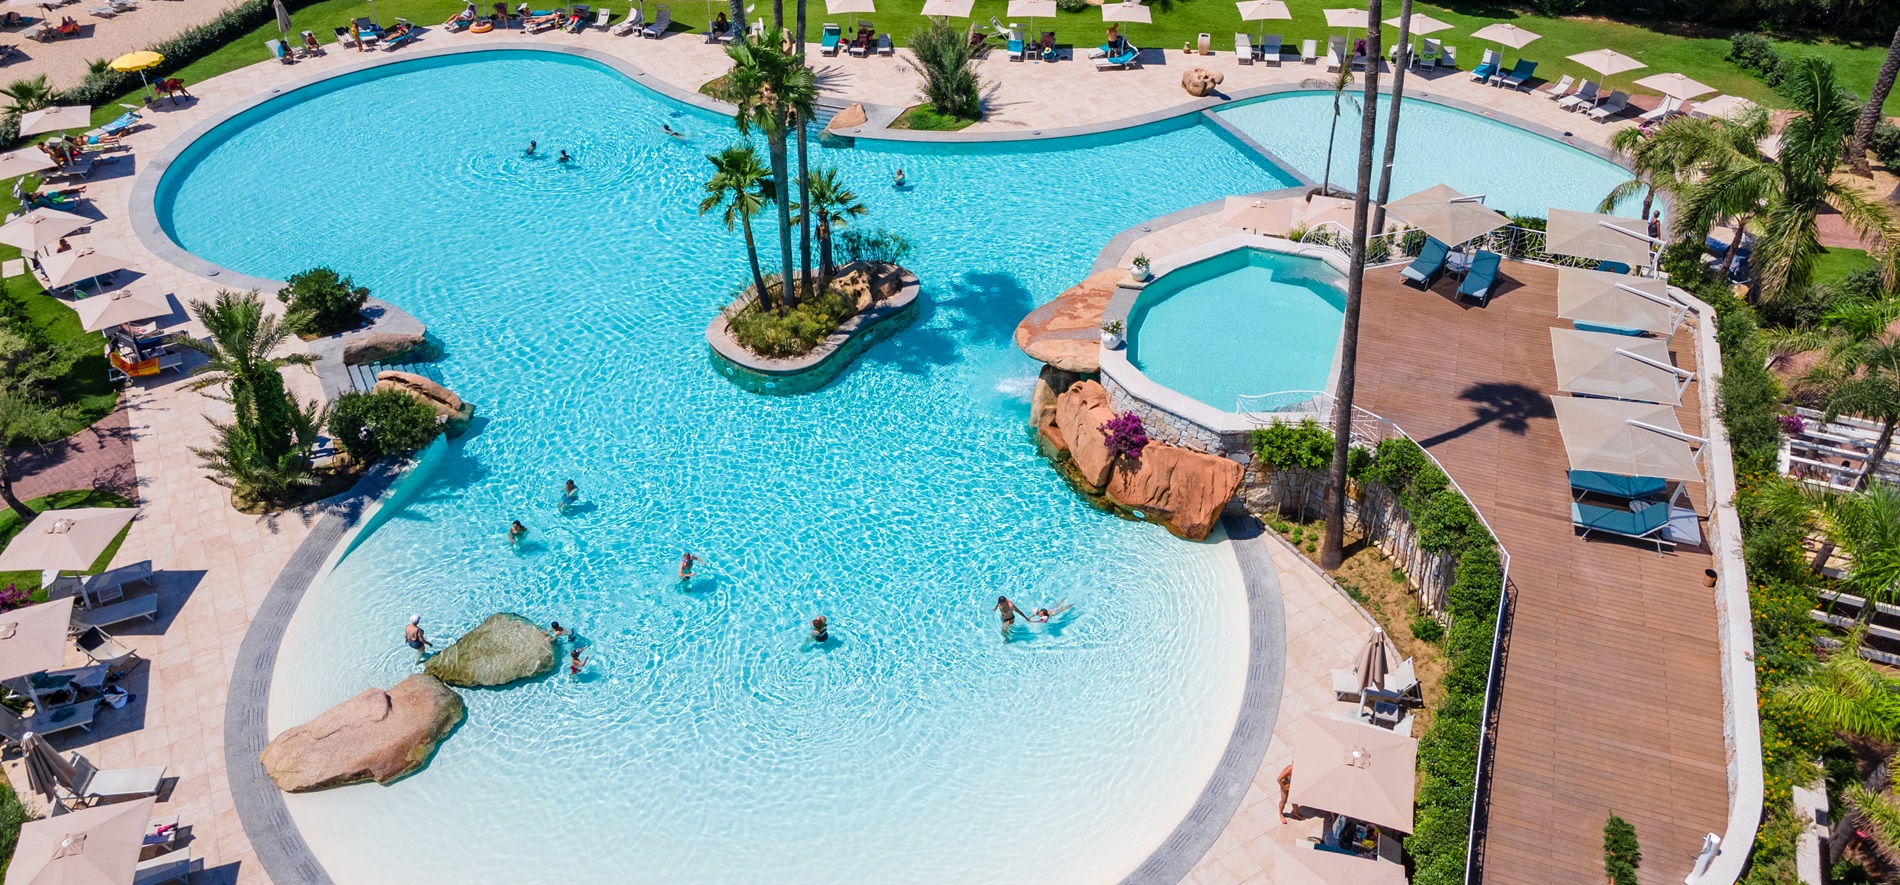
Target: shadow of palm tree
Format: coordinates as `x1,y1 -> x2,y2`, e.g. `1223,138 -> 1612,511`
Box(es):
1415,381 -> 1553,448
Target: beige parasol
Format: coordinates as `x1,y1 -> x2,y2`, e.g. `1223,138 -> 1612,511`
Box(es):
0,508 -> 136,573
1470,21 -> 1540,51
1384,184 -> 1509,246
1236,0 -> 1291,27
1550,396 -> 1704,482
1349,628 -> 1396,696
0,598 -> 77,684
1567,48 -> 1645,92
1545,208 -> 1654,268
1556,267 -> 1685,336
17,107 -> 92,138
1289,713 -> 1418,833
1322,6 -> 1368,29
919,0 -> 972,15
5,796 -> 155,885
1220,197 -> 1299,235
1550,328 -> 1693,406
826,0 -> 875,13
1634,72 -> 1714,101
1693,94 -> 1757,120
0,208 -> 90,254
1101,2 -> 1150,23
1005,0 -> 1055,36
1274,843 -> 1408,885
1298,195 -> 1357,231
0,148 -> 56,181
39,241 -> 133,290
1383,12 -> 1451,36
71,281 -> 172,334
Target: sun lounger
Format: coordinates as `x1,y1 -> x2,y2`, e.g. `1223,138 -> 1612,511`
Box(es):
1469,48 -> 1499,83
820,21 -> 840,54
1595,260 -> 1632,275
1569,469 -> 1667,501
848,25 -> 872,56
1094,43 -> 1138,69
640,5 -> 668,36
989,15 -> 1009,42
64,752 -> 167,803
1540,74 -> 1574,101
1442,44 -> 1458,68
1457,250 -> 1502,303
1257,33 -> 1280,65
590,7 -> 609,28
1399,236 -> 1450,287
1639,95 -> 1683,124
1559,80 -> 1600,111
525,10 -> 558,31
1234,32 -> 1250,64
1587,90 -> 1630,121
877,32 -> 892,55
1324,35 -> 1345,71
1007,35 -> 1023,61
85,5 -> 115,16
72,595 -> 158,631
609,6 -> 640,33
382,19 -> 420,49
82,560 -> 153,607
133,848 -> 190,885
1384,657 -> 1419,703
265,38 -> 290,60
1572,500 -> 1673,552
1416,37 -> 1441,68
1330,667 -> 1362,702
0,700 -> 100,748
351,17 -> 381,41
1300,37 -> 1316,64
333,24 -> 357,47
1497,59 -> 1537,90
75,626 -> 140,672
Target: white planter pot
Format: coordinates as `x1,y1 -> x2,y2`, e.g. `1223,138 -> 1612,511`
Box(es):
1131,265 -> 1151,281
1101,331 -> 1124,350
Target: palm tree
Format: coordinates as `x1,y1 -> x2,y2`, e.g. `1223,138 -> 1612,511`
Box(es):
1776,628 -> 1900,742
1314,64 -> 1358,197
1366,0 -> 1410,237
1850,23 -> 1900,176
171,291 -> 323,505
800,167 -> 867,290
1818,338 -> 1900,489
790,1 -> 817,306
0,76 -> 52,119
1845,778 -> 1900,864
725,28 -> 816,311
700,145 -> 775,307
1768,478 -> 1900,602
1320,0 -> 1380,570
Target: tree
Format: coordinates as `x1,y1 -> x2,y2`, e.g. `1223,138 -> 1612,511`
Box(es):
724,28 -> 817,312
170,291 -> 323,506
1366,0 -> 1411,237
1850,23 -> 1900,176
1845,777 -> 1900,865
0,76 -> 52,120
1602,814 -> 1641,885
800,167 -> 867,290
1320,0 -> 1380,570
1775,629 -> 1900,742
1315,63 -> 1358,197
277,267 -> 370,337
0,385 -> 71,521
1637,109 -> 1772,272
910,18 -> 982,121
1817,337 -> 1900,489
700,145 -> 775,307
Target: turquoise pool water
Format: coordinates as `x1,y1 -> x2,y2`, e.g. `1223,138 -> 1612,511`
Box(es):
1128,248 -> 1344,412
1214,91 -> 1636,219
159,51 -> 1281,884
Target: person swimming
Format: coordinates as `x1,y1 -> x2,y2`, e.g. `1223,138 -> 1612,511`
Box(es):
546,621 -> 570,642
1032,600 -> 1072,623
567,647 -> 589,676
992,595 -> 1023,639
662,123 -> 686,139
558,149 -> 572,163
892,167 -> 907,188
678,551 -> 700,582
810,616 -> 829,643
509,520 -> 527,546
526,140 -> 537,155
559,479 -> 579,511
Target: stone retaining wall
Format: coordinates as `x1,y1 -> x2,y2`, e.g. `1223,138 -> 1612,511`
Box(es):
1101,372 -> 1252,463
706,266 -> 921,395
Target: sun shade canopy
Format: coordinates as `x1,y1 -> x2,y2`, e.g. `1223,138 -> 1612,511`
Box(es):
0,149 -> 56,180
1567,48 -> 1645,77
1384,184 -> 1510,246
1551,396 -> 1704,482
1634,72 -> 1714,101
919,0 -> 972,15
0,208 -> 90,253
1101,2 -> 1150,23
39,241 -> 133,289
1005,0 -> 1055,16
17,106 -> 92,137
1323,7 -> 1368,29
1383,12 -> 1451,35
71,281 -> 171,333
1545,209 -> 1654,267
5,796 -> 155,885
0,598 -> 77,683
0,507 -> 136,572
1236,0 -> 1291,21
1469,22 -> 1540,49
1289,713 -> 1418,833
1550,328 -> 1693,406
1274,843 -> 1408,885
106,51 -> 163,73
1555,267 -> 1685,336
1220,197 -> 1298,234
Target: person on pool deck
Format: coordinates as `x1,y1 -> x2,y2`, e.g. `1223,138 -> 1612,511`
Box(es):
568,647 -> 589,676
810,616 -> 829,643
405,614 -> 433,662
509,520 -> 527,546
559,479 -> 579,511
1032,600 -> 1071,623
303,30 -> 324,55
993,596 -> 1024,639
678,551 -> 700,581
711,11 -> 728,33
546,621 -> 570,642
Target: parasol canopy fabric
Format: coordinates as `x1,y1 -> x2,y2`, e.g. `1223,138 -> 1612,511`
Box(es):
1382,12 -> 1451,35
1101,2 -> 1150,23
1567,47 -> 1645,78
0,507 -> 136,573
1235,0 -> 1290,20
105,51 -> 163,73
5,796 -> 156,885
1219,197 -> 1299,235
0,208 -> 90,253
1634,71 -> 1714,101
1469,22 -> 1540,49
17,107 -> 92,137
0,148 -> 56,180
1289,713 -> 1418,833
1555,267 -> 1685,336
1384,184 -> 1509,246
919,0 -> 972,15
1550,328 -> 1693,406
70,280 -> 172,333
1551,396 -> 1704,482
1545,208 -> 1654,267
1274,843 -> 1408,885
0,598 -> 77,684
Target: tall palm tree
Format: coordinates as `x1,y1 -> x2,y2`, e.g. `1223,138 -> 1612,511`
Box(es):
1850,23 -> 1900,176
800,167 -> 867,290
172,291 -> 322,504
1775,628 -> 1900,742
1315,64 -> 1358,196
1366,0 -> 1410,237
1320,0 -> 1380,570
725,28 -> 816,311
1769,479 -> 1900,601
700,144 -> 775,307
791,0 -> 816,306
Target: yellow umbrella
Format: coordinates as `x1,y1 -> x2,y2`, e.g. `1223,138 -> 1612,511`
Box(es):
106,51 -> 164,103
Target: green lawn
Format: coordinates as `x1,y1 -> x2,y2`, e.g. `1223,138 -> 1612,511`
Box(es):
0,489 -> 134,596
0,176 -> 119,439
1812,246 -> 1877,286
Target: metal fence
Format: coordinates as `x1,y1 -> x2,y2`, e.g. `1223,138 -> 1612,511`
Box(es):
1298,221 -> 1607,270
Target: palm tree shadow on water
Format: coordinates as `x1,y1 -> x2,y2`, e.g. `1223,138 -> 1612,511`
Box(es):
854,271 -> 1038,377
1413,382 -> 1554,449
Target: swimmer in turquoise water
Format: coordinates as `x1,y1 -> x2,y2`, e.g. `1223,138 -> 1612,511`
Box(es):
678,551 -> 700,582
558,149 -> 572,163
892,167 -> 906,188
810,616 -> 829,643
559,479 -> 579,511
526,140 -> 537,155
1032,600 -> 1072,623
567,647 -> 588,676
509,520 -> 527,547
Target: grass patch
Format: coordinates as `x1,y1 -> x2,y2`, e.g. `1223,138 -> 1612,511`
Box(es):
0,489 -> 134,597
5,281 -> 117,438
0,778 -> 27,879
890,104 -> 977,131
699,73 -> 731,98
1812,247 -> 1876,287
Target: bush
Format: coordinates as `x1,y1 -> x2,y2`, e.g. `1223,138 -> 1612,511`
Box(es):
838,228 -> 914,267
727,282 -> 857,357
277,267 -> 369,338
1525,0 -> 1583,13
327,389 -> 442,463
0,780 -> 25,876
1101,412 -> 1149,462
1410,613 -> 1445,642
1728,33 -> 1784,86
1871,120 -> 1900,169
1604,815 -> 1641,885
907,18 -> 982,121
1251,419 -> 1333,469
1055,0 -> 1089,10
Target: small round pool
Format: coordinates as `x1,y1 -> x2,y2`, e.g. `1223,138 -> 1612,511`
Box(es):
1127,248 -> 1345,412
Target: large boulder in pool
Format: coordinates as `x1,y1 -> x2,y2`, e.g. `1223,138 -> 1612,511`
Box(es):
1055,380 -> 1118,490
1107,443 -> 1244,541
260,674 -> 464,793
1014,269 -> 1121,373
424,613 -> 556,687
375,370 -> 475,438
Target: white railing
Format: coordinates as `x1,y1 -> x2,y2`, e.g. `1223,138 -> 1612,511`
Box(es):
1296,222 -> 1651,272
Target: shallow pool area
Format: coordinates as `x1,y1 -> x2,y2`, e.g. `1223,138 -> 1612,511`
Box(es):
1127,248 -> 1345,413
156,50 -> 1279,885
1215,91 -> 1635,219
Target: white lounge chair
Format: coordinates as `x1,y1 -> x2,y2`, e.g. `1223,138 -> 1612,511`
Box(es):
82,560 -> 152,607
75,626 -> 140,672
609,6 -> 641,34
588,7 -> 608,28
1300,37 -> 1317,64
1324,35 -> 1345,71
989,15 -> 1009,41
0,700 -> 101,748
1639,95 -> 1683,124
1416,37 -> 1441,68
1330,667 -> 1361,702
72,595 -> 158,630
63,751 -> 167,803
1558,79 -> 1600,111
133,848 -> 190,885
1540,74 -> 1575,101
1587,90 -> 1630,121
1234,32 -> 1251,64
1468,47 -> 1498,82
1384,657 -> 1420,703
639,4 -> 668,36
84,5 -> 114,16
1257,33 -> 1280,65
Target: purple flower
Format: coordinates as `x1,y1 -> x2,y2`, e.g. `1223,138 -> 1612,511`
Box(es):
1101,412 -> 1150,462
1777,413 -> 1806,436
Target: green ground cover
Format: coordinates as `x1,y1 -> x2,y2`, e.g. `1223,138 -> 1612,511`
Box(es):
1811,247 -> 1876,286
890,103 -> 975,129
0,489 -> 134,596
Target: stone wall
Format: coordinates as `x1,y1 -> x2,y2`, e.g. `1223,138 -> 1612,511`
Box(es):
1101,372 -> 1253,463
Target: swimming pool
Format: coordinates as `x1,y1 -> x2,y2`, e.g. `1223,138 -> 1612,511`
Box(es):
1214,91 -> 1636,219
156,51 -> 1286,884
1127,248 -> 1345,412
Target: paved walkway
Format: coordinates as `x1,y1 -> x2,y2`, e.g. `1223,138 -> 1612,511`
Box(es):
0,30 -> 1649,884
9,404 -> 136,501
0,0 -> 245,91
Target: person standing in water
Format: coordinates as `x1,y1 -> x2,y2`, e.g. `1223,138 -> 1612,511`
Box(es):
809,616 -> 829,643
892,167 -> 906,188
559,479 -> 579,511
509,520 -> 527,547
678,551 -> 700,582
546,621 -> 570,642
558,149 -> 572,163
567,647 -> 589,676
526,140 -> 537,155
992,596 -> 1024,639
405,614 -> 433,662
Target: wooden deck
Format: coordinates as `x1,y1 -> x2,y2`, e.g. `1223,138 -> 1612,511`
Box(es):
1348,261 -> 1728,885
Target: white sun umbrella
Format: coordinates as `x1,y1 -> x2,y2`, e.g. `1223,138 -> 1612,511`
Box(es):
71,280 -> 172,333
0,148 -> 55,181
1469,21 -> 1539,57
1274,842 -> 1408,885
0,599 -> 77,685
1383,11 -> 1450,62
1384,184 -> 1509,247
1006,0 -> 1055,38
1551,396 -> 1704,482
1550,328 -> 1694,406
1556,267 -> 1687,336
1634,71 -> 1713,116
0,508 -> 136,573
17,106 -> 91,138
1568,47 -> 1645,94
1323,6 -> 1368,46
1220,197 -> 1298,235
40,241 -> 133,291
1547,208 -> 1655,269
919,0 -> 971,16
827,0 -> 874,12
5,796 -> 156,885
1236,0 -> 1289,42
1102,2 -> 1149,24
0,208 -> 89,253
1693,94 -> 1757,120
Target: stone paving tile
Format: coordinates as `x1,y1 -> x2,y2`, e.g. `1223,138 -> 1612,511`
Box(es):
8,405 -> 137,501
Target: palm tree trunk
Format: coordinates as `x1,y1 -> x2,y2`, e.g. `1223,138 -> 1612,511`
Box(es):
730,0 -> 745,35
1850,23 -> 1900,177
795,0 -> 810,300
1722,218 -> 1749,278
0,452 -> 33,523
1323,100 -> 1341,197
1640,184 -> 1654,222
1367,0 -> 1410,237
772,0 -> 782,28
818,217 -> 834,286
1858,414 -> 1897,489
741,218 -> 771,308
1321,0 -> 1380,570
770,123 -> 796,312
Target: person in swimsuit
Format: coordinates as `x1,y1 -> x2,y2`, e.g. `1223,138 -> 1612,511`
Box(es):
992,595 -> 1023,639
892,167 -> 906,188
1032,600 -> 1072,623
810,616 -> 828,643
546,621 -> 570,642
559,479 -> 578,511
509,520 -> 527,547
558,149 -> 572,163
1277,764 -> 1294,823
663,123 -> 686,139
405,614 -> 432,662
568,647 -> 588,675
678,551 -> 700,582
526,140 -> 537,156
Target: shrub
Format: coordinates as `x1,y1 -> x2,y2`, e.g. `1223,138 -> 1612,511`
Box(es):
277,267 -> 369,337
727,283 -> 857,357
907,18 -> 982,121
1410,613 -> 1444,642
1055,0 -> 1089,10
0,779 -> 25,876
1728,33 -> 1784,86
838,228 -> 914,267
1871,120 -> 1900,169
327,389 -> 442,463
1525,0 -> 1583,13
1251,419 -> 1332,470
1604,814 -> 1642,885
1100,412 -> 1149,462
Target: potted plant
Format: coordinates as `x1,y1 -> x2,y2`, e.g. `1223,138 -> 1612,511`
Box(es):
1101,319 -> 1125,349
1131,254 -> 1151,281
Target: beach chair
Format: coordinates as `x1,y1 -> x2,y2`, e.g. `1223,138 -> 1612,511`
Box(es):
1234,32 -> 1250,64
1007,32 -> 1023,61
1324,35 -> 1345,71
1330,667 -> 1362,702
1442,44 -> 1458,68
1384,657 -> 1420,704
609,6 -> 641,33
81,560 -> 153,607
71,595 -> 158,631
1399,236 -> 1450,287
1587,90 -> 1630,121
639,4 -> 668,36
351,17 -> 381,42
1257,33 -> 1280,65
1094,42 -> 1138,69
63,752 -> 167,804
1300,38 -> 1316,64
1497,58 -> 1537,90
84,5 -> 114,15
1569,470 -> 1667,502
133,848 -> 190,885
820,21 -> 840,54
1558,80 -> 1600,111
1639,95 -> 1683,124
877,32 -> 892,55
1458,250 -> 1502,303
0,700 -> 100,747
1540,74 -> 1574,101
1416,37 -> 1441,68
381,20 -> 420,49
264,38 -> 290,60
333,24 -> 357,47
847,23 -> 871,56
74,626 -> 140,672
1572,500 -> 1673,552
1468,48 -> 1498,83
989,15 -> 1009,41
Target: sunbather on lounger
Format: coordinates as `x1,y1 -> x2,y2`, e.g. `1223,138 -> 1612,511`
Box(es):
445,3 -> 475,25
525,10 -> 561,27
27,186 -> 85,208
565,9 -> 584,30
